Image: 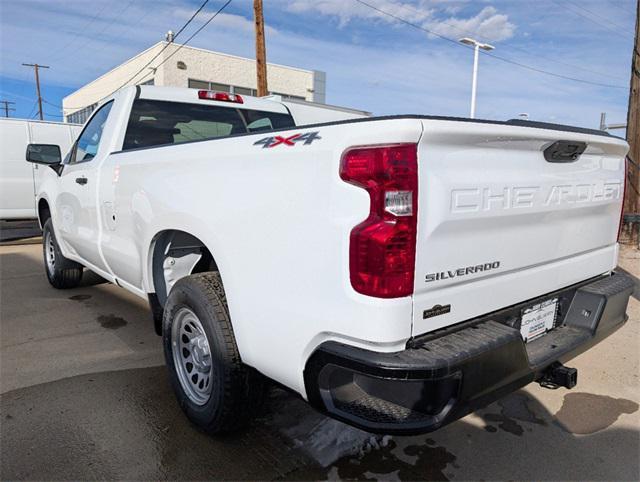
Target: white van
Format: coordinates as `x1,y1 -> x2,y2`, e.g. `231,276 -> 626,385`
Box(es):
0,118 -> 81,220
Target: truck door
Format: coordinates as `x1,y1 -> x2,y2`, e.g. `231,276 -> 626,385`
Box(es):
55,101 -> 113,273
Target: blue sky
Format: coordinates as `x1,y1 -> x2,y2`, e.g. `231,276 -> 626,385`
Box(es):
0,0 -> 636,129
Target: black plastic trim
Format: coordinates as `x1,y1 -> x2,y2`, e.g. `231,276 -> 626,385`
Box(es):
304,271 -> 634,435
543,140 -> 587,163
109,114 -> 619,156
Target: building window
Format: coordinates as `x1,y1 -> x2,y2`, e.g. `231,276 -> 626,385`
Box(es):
188,78 -> 231,92
188,79 -> 209,89
177,61 -> 187,70
233,86 -> 255,96
66,103 -> 97,124
187,79 -> 304,100
270,92 -> 306,102
188,79 -> 262,97
209,82 -> 231,93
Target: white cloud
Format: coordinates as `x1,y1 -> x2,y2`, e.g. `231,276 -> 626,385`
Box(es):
0,0 -> 630,128
286,0 -> 433,28
426,6 -> 515,42
284,1 -> 514,43
172,9 -> 279,36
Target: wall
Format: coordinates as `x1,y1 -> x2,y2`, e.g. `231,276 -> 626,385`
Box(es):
63,42 -> 326,122
62,43 -> 165,121
156,44 -> 321,102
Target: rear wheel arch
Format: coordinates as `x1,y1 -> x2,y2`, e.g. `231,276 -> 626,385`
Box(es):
148,230 -> 219,334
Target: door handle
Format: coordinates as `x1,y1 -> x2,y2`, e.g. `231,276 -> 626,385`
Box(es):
75,176 -> 88,185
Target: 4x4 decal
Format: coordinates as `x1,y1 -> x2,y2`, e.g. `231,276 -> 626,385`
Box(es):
254,131 -> 321,148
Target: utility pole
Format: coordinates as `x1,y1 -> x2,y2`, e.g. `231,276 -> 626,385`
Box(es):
253,0 -> 268,97
0,100 -> 15,118
624,0 -> 639,217
22,63 -> 49,120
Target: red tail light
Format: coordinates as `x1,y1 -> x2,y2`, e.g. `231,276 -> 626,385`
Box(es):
340,144 -> 418,298
618,156 -> 628,241
198,90 -> 244,104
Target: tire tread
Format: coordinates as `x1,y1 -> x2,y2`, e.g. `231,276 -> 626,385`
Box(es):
43,219 -> 83,289
164,272 -> 264,433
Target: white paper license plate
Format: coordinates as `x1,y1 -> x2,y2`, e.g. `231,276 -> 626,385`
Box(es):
520,298 -> 558,343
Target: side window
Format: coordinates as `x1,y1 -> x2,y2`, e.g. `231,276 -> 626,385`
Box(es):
122,100 -> 247,150
71,101 -> 113,164
121,99 -> 297,151
241,109 -> 296,133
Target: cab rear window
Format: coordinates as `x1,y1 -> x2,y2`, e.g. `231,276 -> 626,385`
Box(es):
122,99 -> 295,151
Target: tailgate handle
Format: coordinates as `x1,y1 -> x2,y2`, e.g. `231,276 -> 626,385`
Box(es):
543,140 -> 586,163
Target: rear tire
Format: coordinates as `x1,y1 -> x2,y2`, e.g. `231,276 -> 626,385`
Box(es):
163,272 -> 264,433
42,219 -> 83,289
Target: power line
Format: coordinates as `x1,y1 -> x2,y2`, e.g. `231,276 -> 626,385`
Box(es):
43,99 -> 62,108
564,0 -> 634,34
110,0 -> 211,91
354,0 -> 627,89
51,0 -> 136,62
27,100 -> 38,119
0,91 -> 33,103
175,0 -> 212,38
65,0 -> 221,112
133,0 -> 233,87
43,99 -> 64,119
386,0 -> 627,81
607,0 -> 636,15
49,1 -> 112,59
552,0 -> 632,39
134,0 -> 233,87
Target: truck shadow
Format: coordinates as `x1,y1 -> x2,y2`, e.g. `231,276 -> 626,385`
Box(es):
271,387 -> 639,481
1,368 -> 637,481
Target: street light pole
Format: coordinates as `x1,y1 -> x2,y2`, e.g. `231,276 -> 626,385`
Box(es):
470,43 -> 480,119
459,38 -> 494,119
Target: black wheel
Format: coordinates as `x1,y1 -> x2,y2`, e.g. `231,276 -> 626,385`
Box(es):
42,219 -> 83,289
163,272 -> 264,433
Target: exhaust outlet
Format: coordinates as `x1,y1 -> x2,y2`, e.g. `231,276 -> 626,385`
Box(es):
539,362 -> 578,389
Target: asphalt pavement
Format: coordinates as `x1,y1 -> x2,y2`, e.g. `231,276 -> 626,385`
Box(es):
1,240 -> 638,481
0,220 -> 41,243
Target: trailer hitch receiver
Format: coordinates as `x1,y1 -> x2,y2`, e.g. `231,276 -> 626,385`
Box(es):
539,362 -> 578,389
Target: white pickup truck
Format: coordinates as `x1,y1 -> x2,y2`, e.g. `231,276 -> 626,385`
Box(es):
27,85 -> 634,435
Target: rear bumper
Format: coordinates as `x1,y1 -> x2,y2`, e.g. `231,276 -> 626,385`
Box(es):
304,271 -> 635,435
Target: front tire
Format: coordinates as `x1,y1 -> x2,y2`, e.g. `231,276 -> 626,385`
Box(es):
42,219 -> 83,289
163,272 -> 263,433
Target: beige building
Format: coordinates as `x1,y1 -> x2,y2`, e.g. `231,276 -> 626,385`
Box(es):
63,41 -> 327,123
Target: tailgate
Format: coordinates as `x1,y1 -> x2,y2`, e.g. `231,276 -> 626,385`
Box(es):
412,120 -> 628,336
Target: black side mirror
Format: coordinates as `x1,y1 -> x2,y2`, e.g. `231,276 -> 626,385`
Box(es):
26,144 -> 64,175
26,144 -> 62,164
